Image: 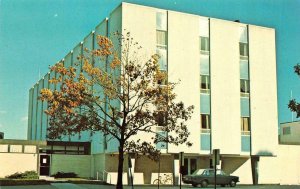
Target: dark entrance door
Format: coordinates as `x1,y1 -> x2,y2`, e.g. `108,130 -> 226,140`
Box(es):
40,155 -> 50,176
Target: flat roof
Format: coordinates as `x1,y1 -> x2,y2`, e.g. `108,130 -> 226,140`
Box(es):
0,139 -> 47,146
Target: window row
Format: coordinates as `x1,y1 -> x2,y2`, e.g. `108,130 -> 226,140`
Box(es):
156,12 -> 168,73
200,76 -> 250,95
0,145 -> 37,153
200,114 -> 251,134
199,38 -> 249,57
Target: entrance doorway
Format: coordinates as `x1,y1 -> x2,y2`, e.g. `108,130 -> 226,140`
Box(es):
181,157 -> 197,175
40,155 -> 50,176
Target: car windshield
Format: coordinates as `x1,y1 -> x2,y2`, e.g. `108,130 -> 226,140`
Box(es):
192,169 -> 205,175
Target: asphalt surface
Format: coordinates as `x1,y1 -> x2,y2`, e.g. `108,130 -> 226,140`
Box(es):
1,184 -> 300,189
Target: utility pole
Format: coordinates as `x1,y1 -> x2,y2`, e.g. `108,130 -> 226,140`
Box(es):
213,149 -> 220,189
179,152 -> 184,189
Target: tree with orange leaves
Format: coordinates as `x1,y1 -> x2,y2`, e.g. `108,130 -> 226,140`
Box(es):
40,32 -> 194,189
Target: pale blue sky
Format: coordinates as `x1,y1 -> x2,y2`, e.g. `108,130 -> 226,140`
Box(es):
0,0 -> 299,139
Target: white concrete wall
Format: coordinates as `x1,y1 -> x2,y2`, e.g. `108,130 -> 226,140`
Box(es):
249,144 -> 300,185
167,11 -> 200,153
248,25 -> 278,156
258,156 -> 280,184
210,18 -> 241,155
122,2 -> 156,56
232,158 -> 252,184
277,145 -> 300,185
0,153 -> 38,177
50,154 -> 91,178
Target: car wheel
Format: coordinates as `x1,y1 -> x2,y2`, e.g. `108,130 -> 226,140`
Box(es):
221,184 -> 226,187
192,183 -> 199,187
201,180 -> 208,188
229,180 -> 236,187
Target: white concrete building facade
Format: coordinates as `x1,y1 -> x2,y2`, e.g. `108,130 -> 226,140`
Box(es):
26,2 -> 300,185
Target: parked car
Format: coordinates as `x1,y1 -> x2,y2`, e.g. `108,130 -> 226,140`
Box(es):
182,169 -> 239,187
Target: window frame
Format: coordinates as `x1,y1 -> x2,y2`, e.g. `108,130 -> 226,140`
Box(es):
201,114 -> 210,131
200,36 -> 210,54
241,117 -> 251,135
156,46 -> 167,71
156,30 -> 168,48
239,42 -> 248,58
240,79 -> 250,97
282,127 -> 291,135
156,12 -> 167,31
200,75 -> 210,94
156,111 -> 167,126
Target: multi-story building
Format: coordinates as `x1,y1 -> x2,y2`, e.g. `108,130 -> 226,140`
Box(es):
27,2 -> 283,185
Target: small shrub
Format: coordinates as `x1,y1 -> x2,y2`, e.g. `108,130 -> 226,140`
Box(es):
52,172 -> 77,178
5,171 -> 38,179
0,179 -> 49,186
22,171 -> 39,179
5,172 -> 23,179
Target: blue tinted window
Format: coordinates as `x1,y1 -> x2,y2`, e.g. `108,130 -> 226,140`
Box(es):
156,131 -> 167,149
240,60 -> 249,79
241,97 -> 250,117
200,94 -> 210,114
201,134 -> 210,151
200,55 -> 209,75
157,47 -> 167,71
241,135 -> 250,152
156,12 -> 167,31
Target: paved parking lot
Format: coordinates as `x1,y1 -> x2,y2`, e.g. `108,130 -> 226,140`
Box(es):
1,184 -> 300,189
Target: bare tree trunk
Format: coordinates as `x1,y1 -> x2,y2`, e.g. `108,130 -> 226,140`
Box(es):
116,142 -> 124,189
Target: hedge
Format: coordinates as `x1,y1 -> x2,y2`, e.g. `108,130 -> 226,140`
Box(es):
0,179 -> 49,186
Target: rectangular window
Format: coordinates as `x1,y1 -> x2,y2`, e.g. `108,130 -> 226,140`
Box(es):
24,145 -> 37,153
0,145 -> 8,152
200,55 -> 210,75
156,12 -> 167,31
199,18 -> 209,37
156,47 -> 167,71
241,117 -> 250,135
200,37 -> 209,52
156,111 -> 167,126
240,60 -> 249,80
239,26 -> 248,43
10,145 -> 22,153
200,94 -> 210,114
201,114 -> 210,130
240,79 -> 250,96
239,42 -> 248,57
201,75 -> 210,93
156,30 -> 167,47
282,127 -> 291,135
